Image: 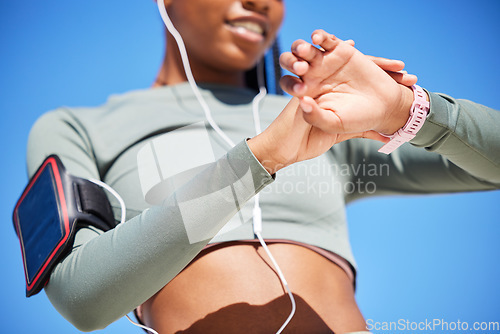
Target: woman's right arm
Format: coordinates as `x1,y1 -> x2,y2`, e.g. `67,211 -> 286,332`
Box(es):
27,109 -> 275,331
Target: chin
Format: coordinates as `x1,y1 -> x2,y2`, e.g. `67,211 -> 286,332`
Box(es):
223,48 -> 266,71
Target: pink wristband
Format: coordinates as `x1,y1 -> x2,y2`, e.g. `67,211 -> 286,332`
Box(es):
378,85 -> 429,154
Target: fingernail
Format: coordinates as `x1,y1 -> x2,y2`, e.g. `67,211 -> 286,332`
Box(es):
296,43 -> 306,54
292,62 -> 301,73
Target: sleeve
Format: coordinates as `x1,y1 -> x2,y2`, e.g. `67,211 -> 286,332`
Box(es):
26,109 -> 274,332
343,91 -> 500,202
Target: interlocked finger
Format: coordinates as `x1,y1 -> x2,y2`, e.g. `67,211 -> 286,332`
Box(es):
280,52 -> 309,76
311,29 -> 341,52
291,39 -> 323,65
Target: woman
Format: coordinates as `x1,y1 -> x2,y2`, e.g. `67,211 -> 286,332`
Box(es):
23,0 -> 500,333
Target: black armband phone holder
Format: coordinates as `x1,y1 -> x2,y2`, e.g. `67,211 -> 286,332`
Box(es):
13,155 -> 117,297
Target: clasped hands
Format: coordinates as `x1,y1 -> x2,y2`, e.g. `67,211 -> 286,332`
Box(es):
248,29 -> 418,174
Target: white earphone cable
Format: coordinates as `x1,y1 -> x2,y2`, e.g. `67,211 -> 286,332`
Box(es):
157,0 -> 235,149
113,3 -> 298,334
88,179 -> 126,225
125,314 -> 159,334
88,179 -> 159,334
251,60 -> 296,334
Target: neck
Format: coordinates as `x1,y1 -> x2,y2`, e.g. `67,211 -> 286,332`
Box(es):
154,34 -> 246,88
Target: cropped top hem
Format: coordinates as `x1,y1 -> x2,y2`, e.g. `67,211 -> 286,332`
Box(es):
203,238 -> 356,285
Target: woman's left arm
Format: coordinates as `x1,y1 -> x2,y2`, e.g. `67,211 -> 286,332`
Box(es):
278,30 -> 500,192
342,91 -> 500,201
410,90 -> 500,183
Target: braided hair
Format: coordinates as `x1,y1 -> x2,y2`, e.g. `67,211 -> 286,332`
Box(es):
245,38 -> 284,95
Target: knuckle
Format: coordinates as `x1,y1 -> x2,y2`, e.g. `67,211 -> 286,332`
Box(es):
279,52 -> 289,63
291,39 -> 307,50
279,52 -> 295,68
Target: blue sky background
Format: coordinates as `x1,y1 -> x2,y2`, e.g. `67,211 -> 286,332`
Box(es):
1,1 -> 499,333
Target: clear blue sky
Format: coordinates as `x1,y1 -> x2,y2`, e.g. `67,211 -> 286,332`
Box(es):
1,1 -> 499,333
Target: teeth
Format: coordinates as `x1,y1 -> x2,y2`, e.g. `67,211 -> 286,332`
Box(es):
229,21 -> 264,35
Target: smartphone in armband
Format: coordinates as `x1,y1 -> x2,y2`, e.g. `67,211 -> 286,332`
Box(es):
13,155 -> 117,297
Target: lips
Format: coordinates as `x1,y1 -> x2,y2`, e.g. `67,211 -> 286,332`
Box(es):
227,20 -> 265,36
225,16 -> 268,43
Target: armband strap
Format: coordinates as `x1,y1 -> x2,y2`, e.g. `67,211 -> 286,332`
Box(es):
378,85 -> 429,154
13,155 -> 117,297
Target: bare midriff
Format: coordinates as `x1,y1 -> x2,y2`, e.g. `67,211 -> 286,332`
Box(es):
140,242 -> 367,334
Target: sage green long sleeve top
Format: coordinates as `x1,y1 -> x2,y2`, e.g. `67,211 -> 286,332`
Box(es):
26,83 -> 500,331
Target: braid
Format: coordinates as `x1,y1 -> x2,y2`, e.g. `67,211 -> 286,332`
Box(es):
271,38 -> 284,95
244,38 -> 283,95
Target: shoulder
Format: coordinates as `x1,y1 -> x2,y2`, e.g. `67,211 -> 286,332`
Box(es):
26,88 -> 162,175
28,87 -> 176,148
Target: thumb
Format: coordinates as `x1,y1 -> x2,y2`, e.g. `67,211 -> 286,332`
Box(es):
300,96 -> 344,134
300,97 -> 390,144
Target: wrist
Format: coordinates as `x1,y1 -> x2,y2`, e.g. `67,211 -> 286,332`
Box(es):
247,135 -> 283,175
247,98 -> 303,174
378,84 -> 430,154
379,85 -> 416,135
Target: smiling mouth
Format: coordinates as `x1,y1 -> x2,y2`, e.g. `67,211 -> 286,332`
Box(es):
227,20 -> 265,36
